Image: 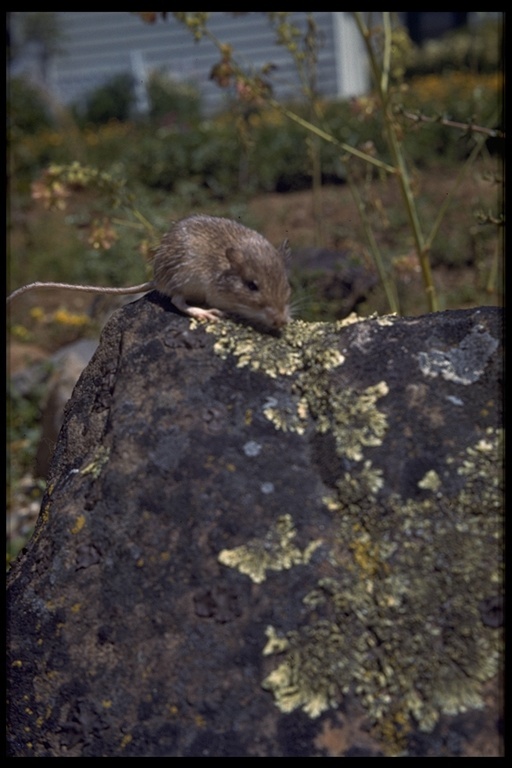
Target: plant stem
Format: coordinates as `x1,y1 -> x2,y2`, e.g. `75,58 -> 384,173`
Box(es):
347,171 -> 399,314
424,126 -> 494,252
272,100 -> 396,175
354,12 -> 438,312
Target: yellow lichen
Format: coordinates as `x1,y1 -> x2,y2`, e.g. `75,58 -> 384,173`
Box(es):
260,430 -> 503,748
218,514 -> 322,584
204,318 -> 502,749
70,515 -> 85,535
418,469 -> 441,491
80,446 -> 110,479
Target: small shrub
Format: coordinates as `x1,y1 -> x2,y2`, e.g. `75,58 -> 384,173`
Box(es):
404,19 -> 503,77
147,70 -> 201,126
8,75 -> 55,136
73,73 -> 135,126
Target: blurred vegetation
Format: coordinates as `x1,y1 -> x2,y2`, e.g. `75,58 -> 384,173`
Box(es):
72,73 -> 135,126
8,69 -> 502,197
403,18 -> 503,76
146,70 -> 202,125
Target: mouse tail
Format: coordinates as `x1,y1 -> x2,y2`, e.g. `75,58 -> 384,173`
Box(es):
7,281 -> 153,305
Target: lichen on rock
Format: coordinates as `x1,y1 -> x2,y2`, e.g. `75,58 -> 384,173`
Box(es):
260,428 -> 503,748
416,322 -> 499,385
7,303 -> 502,757
206,316 -> 502,749
218,513 -> 322,584
206,317 -> 389,462
206,317 -> 349,379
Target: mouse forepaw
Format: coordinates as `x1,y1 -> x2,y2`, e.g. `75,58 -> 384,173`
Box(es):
188,307 -> 225,322
170,294 -> 225,322
182,305 -> 225,322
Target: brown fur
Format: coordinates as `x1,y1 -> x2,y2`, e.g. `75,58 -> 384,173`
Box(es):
153,215 -> 291,329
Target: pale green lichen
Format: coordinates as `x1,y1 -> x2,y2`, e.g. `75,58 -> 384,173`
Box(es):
262,621 -> 344,718
417,469 -> 441,491
205,319 -> 389,458
204,317 -> 356,378
262,396 -> 308,434
316,382 -> 389,461
263,375 -> 389,463
206,318 -> 502,751
218,513 -> 322,584
261,430 -> 503,750
207,319 -> 317,378
323,460 -> 385,517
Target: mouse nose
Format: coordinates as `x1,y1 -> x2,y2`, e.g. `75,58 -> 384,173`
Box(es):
269,307 -> 290,329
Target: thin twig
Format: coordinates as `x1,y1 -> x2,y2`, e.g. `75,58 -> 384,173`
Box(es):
398,108 -> 505,139
354,12 -> 438,312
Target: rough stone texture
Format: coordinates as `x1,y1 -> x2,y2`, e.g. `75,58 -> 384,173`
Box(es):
6,294 -> 503,757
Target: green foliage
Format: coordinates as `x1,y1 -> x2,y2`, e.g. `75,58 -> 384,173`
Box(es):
7,374 -> 46,558
8,76 -> 55,136
248,111 -> 345,192
398,72 -> 503,166
119,123 -> 240,196
8,161 -> 156,297
146,71 -> 201,125
7,381 -> 45,479
9,66 -> 502,199
404,18 -> 503,76
72,73 -> 135,126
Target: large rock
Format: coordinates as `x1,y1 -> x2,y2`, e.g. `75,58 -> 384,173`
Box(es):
6,294 -> 503,757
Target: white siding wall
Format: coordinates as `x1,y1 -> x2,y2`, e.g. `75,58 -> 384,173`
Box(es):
11,11 -> 364,114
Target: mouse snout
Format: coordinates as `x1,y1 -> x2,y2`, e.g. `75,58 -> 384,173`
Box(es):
265,305 -> 291,329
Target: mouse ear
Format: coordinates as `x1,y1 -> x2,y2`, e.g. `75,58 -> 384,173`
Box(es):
278,239 -> 291,263
225,246 -> 245,269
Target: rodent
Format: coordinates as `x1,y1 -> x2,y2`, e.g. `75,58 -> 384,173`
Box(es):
7,214 -> 292,331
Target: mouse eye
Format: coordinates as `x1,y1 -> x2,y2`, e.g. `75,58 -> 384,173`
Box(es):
245,280 -> 259,292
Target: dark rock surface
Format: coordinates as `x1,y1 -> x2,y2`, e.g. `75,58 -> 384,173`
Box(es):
6,295 -> 503,757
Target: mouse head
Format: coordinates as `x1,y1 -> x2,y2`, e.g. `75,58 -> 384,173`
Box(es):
211,239 -> 291,330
